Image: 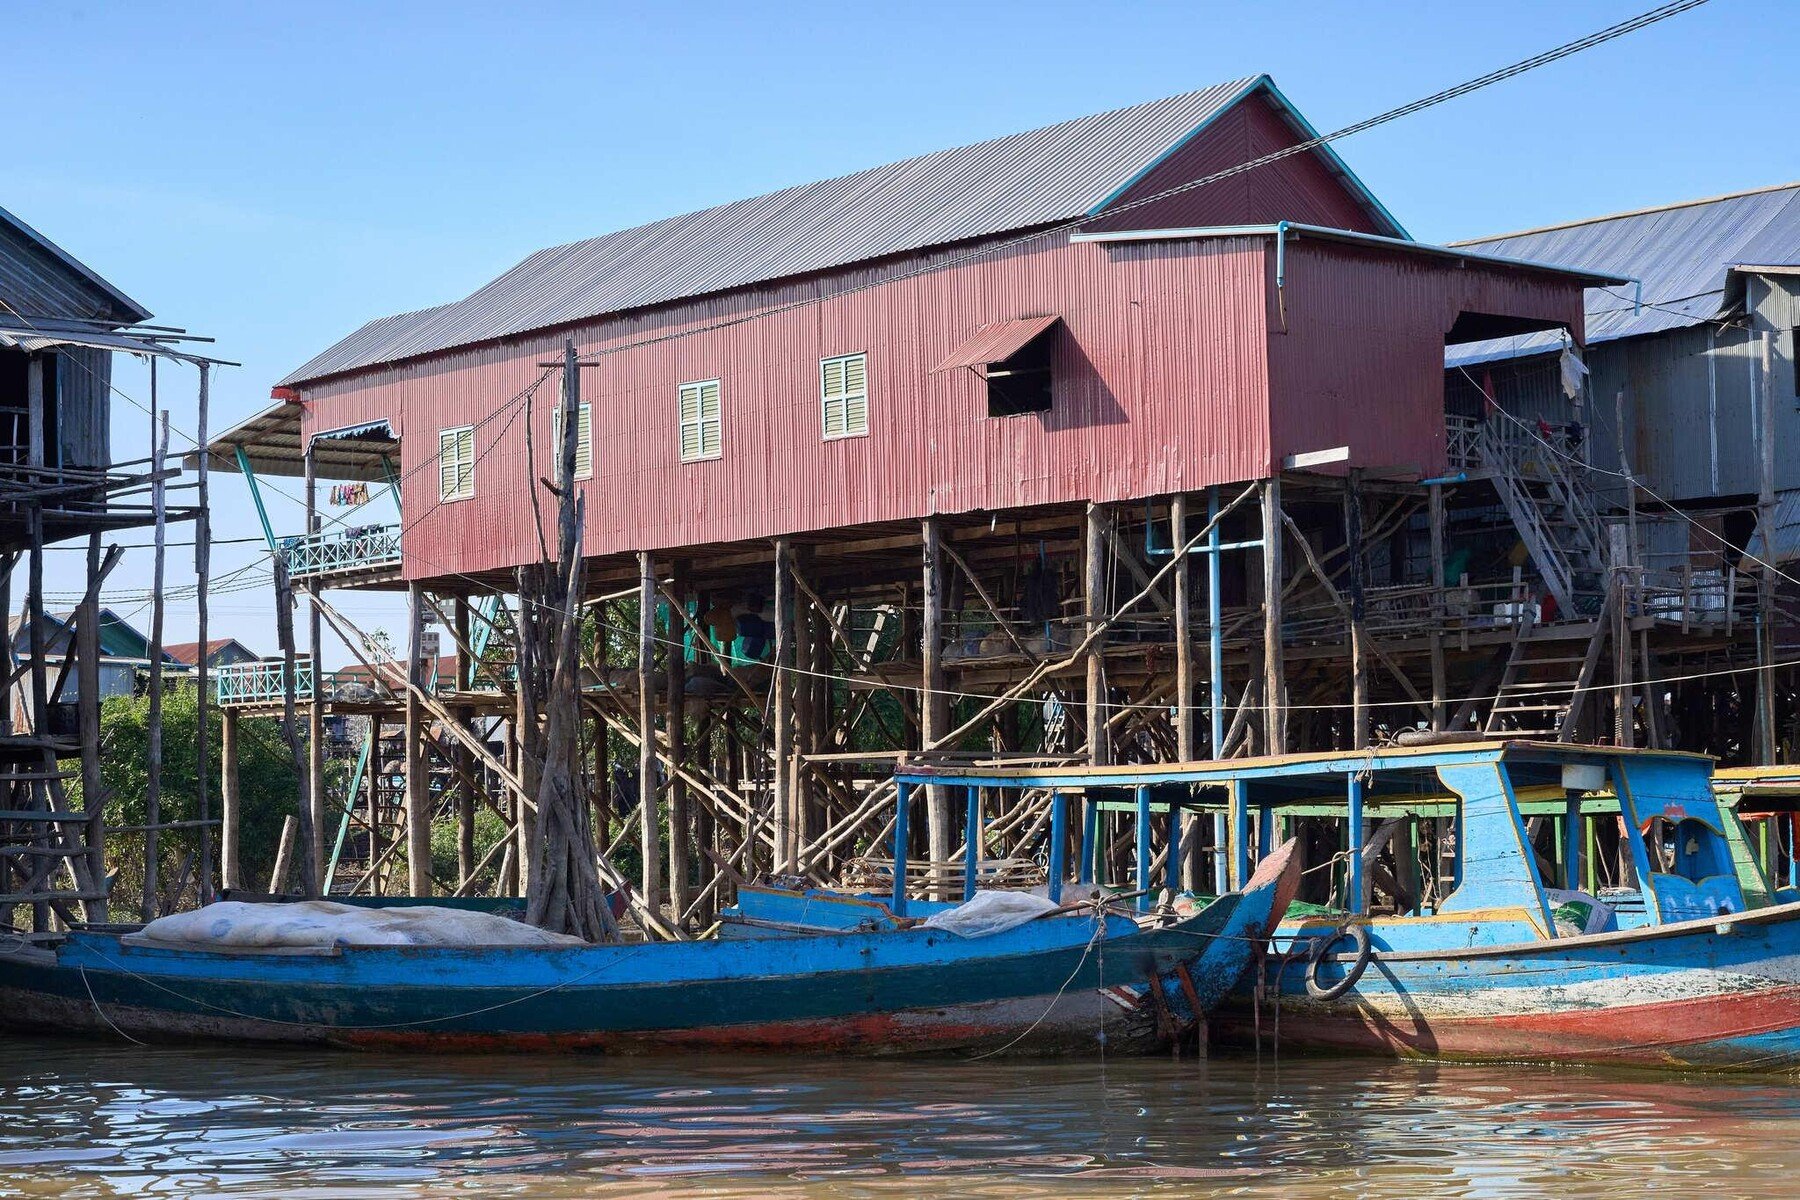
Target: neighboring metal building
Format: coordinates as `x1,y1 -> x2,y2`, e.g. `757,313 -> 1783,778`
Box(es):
1451,181 -> 1800,506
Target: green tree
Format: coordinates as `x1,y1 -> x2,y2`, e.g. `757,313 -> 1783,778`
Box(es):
77,686 -> 299,920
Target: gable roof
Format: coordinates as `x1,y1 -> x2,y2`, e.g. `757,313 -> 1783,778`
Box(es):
0,204 -> 150,326
281,75 -> 1399,387
163,638 -> 258,666
1448,181 -> 1800,363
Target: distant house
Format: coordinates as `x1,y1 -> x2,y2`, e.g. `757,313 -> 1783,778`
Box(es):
6,607 -> 188,724
164,637 -> 259,670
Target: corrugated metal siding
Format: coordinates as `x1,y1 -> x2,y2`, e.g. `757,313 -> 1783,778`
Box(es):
55,347 -> 109,470
281,80 -> 1265,386
300,232 -> 1276,581
1081,91 -> 1387,237
1268,240 -> 1587,479
299,230 -> 1589,586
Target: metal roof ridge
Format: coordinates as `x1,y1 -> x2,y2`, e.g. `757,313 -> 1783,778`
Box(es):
1447,180 -> 1800,247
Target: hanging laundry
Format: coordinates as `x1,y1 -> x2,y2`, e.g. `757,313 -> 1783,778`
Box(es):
329,482 -> 371,506
1558,341 -> 1589,399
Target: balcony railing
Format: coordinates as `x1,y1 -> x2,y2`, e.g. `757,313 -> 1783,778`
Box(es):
283,523 -> 402,581
216,658 -> 520,707
217,659 -> 317,707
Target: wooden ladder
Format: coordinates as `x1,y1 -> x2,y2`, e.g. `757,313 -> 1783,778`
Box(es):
1482,597 -> 1612,740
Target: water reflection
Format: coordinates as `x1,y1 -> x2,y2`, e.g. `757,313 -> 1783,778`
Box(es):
2,1035 -> 1798,1197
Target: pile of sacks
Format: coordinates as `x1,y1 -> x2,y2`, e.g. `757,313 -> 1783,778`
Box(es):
140,900 -> 586,949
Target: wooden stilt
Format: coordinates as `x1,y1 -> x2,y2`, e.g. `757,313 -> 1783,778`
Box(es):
143,408 -> 170,919
1346,470 -> 1369,748
1084,502 -> 1112,766
405,581 -> 432,895
304,438 -> 327,892
1428,482 -> 1447,731
220,708 -> 241,891
1260,479 -> 1287,755
193,362 -> 213,904
637,550 -> 664,907
920,518 -> 951,893
667,560 -> 690,923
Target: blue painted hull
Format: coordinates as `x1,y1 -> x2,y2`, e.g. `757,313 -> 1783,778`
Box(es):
1222,899 -> 1800,1072
0,843 -> 1298,1055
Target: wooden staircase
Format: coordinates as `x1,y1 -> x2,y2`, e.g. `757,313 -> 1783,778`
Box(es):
1483,601 -> 1612,740
1477,423 -> 1608,618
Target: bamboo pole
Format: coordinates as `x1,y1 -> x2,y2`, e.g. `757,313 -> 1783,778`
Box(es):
194,361 -> 213,903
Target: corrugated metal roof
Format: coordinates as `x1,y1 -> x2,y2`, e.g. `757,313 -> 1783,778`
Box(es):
283,77 -> 1310,386
1447,182 -> 1800,366
1747,487 -> 1800,566
932,315 -> 1061,372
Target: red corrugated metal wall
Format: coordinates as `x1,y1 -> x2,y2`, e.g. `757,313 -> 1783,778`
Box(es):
1079,91 -> 1387,236
301,233 -> 1277,581
1264,240 -> 1588,477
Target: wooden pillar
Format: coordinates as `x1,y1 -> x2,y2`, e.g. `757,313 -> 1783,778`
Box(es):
144,409 -> 171,917
193,362 -> 213,904
637,551 -> 664,907
513,661 -> 536,895
1756,329 -> 1778,763
452,596 -> 474,887
405,581 -> 432,896
304,440 -> 327,890
790,556 -> 814,874
1428,482 -> 1448,731
78,532 -> 106,919
1260,479 -> 1287,755
1083,503 -> 1112,766
920,519 -> 952,893
1172,494 -> 1195,759
220,709 -> 242,891
666,561 -> 691,923
1346,470 -> 1369,748
365,716 -> 384,895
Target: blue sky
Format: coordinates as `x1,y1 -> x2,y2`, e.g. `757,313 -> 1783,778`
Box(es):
8,0 -> 1794,658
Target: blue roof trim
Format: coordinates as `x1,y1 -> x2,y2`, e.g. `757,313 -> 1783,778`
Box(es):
1083,75 -> 1267,217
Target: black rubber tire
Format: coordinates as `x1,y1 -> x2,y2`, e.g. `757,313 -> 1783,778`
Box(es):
1305,923 -> 1373,1001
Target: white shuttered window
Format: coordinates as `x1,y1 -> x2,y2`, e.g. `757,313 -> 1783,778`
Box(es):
820,353 -> 868,439
679,379 -> 723,462
551,403 -> 593,480
438,426 -> 475,501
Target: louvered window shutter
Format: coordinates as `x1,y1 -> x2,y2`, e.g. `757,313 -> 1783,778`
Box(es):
439,427 -> 475,500
821,353 -> 867,438
680,381 -> 722,462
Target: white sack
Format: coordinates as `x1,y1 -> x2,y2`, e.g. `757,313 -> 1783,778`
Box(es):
920,889 -> 1062,938
141,900 -> 586,949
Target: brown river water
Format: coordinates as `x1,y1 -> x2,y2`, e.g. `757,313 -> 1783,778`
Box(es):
2,1034 -> 1798,1198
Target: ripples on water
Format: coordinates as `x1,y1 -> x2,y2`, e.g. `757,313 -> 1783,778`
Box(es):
2,1035 -> 1798,1197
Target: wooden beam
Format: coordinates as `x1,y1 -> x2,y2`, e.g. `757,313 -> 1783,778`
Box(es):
637,550 -> 664,907
920,518 -> 951,893
1084,503 -> 1112,766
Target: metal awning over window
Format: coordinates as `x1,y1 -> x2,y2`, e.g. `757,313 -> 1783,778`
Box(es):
931,315 -> 1061,374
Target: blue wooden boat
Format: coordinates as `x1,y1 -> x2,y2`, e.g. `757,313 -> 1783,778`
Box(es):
898,743 -> 1800,1073
0,821 -> 1298,1056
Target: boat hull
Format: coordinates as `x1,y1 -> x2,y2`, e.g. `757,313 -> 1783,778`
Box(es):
0,843 -> 1297,1055
1220,900 -> 1800,1072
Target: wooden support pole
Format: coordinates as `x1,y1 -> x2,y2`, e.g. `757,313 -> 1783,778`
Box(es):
1172,494 -> 1195,760
1428,482 -> 1448,731
453,599 -> 474,886
304,439 -> 327,891
1260,479 -> 1287,755
1757,329 -> 1778,764
273,556 -> 316,896
1084,502 -> 1112,766
193,362 -> 213,904
791,554 -> 814,874
405,581 -> 432,896
220,708 -> 242,890
919,519 -> 951,893
637,550 -> 664,906
78,532 -> 106,920
143,409 -> 170,919
1346,470 -> 1369,748
667,561 -> 690,922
